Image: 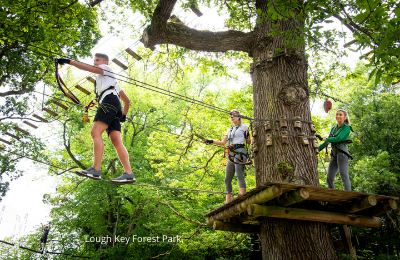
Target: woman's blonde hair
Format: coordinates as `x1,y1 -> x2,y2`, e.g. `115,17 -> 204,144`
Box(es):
230,109 -> 242,126
336,109 -> 351,126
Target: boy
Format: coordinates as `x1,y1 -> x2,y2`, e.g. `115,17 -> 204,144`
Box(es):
39,223 -> 50,251
57,54 -> 135,183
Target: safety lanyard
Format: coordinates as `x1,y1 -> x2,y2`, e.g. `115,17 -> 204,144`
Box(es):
227,125 -> 239,146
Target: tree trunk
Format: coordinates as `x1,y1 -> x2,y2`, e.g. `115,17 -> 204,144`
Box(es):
252,2 -> 336,259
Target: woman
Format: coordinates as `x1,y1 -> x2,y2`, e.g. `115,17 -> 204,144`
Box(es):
205,109 -> 251,203
318,109 -> 352,191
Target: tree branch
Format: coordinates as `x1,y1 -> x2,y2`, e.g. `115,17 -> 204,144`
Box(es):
143,0 -> 254,53
156,190 -> 206,226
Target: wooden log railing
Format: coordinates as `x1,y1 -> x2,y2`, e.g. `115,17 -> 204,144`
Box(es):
247,204 -> 382,228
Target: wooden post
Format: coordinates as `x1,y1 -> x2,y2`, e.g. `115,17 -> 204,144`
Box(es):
339,225 -> 357,259
213,220 -> 260,234
206,185 -> 282,225
13,127 -> 29,135
277,188 -> 309,207
126,48 -> 142,60
112,58 -> 128,70
358,199 -> 397,216
75,85 -> 91,95
43,108 -> 58,116
32,114 -> 48,122
52,100 -> 69,110
247,204 -> 382,228
342,195 -> 377,213
23,121 -> 38,129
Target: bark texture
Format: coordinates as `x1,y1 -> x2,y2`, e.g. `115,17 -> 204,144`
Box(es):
261,219 -> 336,260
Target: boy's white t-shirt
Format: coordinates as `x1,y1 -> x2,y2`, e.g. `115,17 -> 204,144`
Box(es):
226,124 -> 248,145
96,64 -> 122,103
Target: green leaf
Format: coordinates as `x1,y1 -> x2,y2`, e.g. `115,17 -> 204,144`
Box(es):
354,12 -> 369,23
375,69 -> 382,85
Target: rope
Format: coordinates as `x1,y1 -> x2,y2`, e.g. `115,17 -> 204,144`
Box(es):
2,148 -> 233,195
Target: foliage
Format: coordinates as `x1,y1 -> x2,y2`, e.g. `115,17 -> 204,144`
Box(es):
0,0 -> 101,97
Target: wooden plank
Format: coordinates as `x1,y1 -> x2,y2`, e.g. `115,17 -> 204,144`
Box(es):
342,196 -> 377,214
75,85 -> 91,95
0,138 -> 12,145
125,48 -> 142,61
247,204 -> 382,228
112,58 -> 128,70
189,4 -> 203,17
358,199 -> 397,216
204,181 -> 399,218
43,108 -> 58,116
206,185 -> 282,225
213,220 -> 260,234
23,121 -> 38,129
32,114 -> 48,122
52,100 -> 69,110
13,127 -> 29,135
308,191 -> 356,201
87,76 -> 96,84
5,132 -> 19,140
277,188 -> 309,206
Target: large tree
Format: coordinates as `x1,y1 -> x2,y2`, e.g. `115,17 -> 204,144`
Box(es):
121,0 -> 400,259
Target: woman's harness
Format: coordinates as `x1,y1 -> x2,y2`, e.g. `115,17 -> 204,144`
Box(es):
328,124 -> 353,160
224,126 -> 252,165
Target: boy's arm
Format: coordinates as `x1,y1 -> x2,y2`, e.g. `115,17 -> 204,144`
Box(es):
70,60 -> 103,74
119,90 -> 130,116
57,59 -> 103,74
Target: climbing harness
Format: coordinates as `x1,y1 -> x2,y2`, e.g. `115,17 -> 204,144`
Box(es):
222,125 -> 253,166
323,124 -> 354,160
227,144 -> 253,165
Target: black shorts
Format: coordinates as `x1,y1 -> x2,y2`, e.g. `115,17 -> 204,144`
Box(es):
94,94 -> 122,135
40,236 -> 48,243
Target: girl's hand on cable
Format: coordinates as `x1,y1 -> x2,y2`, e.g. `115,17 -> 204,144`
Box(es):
120,115 -> 126,122
205,140 -> 213,145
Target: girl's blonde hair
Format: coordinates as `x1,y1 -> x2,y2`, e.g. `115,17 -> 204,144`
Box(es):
230,109 -> 242,126
336,109 -> 351,126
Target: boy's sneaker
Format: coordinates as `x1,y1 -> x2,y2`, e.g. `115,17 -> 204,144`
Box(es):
76,167 -> 101,180
111,172 -> 136,183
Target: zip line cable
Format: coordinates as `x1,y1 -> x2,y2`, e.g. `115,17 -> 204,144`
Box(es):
26,44 -> 321,140
1,148 -> 233,195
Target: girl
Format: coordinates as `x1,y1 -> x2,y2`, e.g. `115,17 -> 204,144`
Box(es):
205,109 -> 251,203
318,109 -> 352,191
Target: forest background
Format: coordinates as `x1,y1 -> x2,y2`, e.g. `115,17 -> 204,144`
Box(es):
0,0 -> 399,259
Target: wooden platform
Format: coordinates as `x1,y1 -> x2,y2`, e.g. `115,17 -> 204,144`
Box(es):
204,182 -> 398,233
